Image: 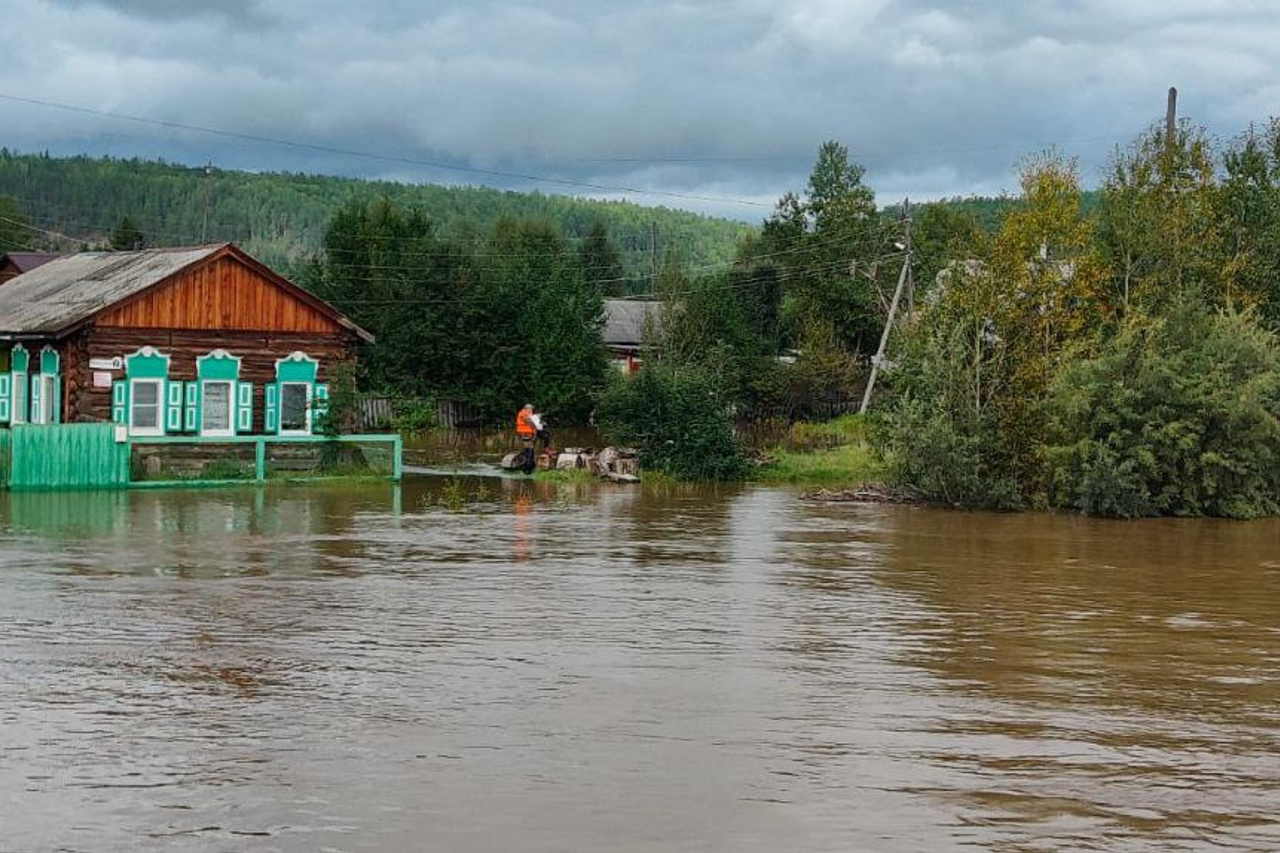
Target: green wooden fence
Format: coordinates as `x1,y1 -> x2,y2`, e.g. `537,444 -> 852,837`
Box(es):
1,425 -> 401,491
7,424 -> 130,491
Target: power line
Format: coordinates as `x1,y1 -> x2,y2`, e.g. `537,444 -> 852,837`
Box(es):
4,197 -> 902,278
0,211 -> 906,304
0,92 -> 772,209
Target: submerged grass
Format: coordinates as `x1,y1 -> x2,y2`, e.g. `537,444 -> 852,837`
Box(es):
532,468 -> 599,484
753,414 -> 885,486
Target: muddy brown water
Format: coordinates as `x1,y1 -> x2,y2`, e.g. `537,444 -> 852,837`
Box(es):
2,476 -> 1279,852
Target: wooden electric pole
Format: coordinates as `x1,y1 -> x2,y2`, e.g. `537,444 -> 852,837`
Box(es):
859,199 -> 912,415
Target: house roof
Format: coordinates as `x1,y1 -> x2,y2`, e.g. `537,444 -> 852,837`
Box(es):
603,299 -> 660,347
0,244 -> 373,342
1,252 -> 61,274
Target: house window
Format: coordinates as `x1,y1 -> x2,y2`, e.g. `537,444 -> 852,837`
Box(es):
201,380 -> 234,436
279,382 -> 311,435
130,379 -> 164,435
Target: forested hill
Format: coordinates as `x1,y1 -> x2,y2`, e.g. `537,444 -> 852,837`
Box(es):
0,150 -> 756,279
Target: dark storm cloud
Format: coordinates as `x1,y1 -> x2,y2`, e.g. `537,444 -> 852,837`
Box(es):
44,0 -> 274,26
3,0 -> 1279,221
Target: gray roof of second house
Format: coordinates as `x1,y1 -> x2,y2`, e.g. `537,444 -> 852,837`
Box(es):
603,299 -> 661,347
0,244 -> 373,341
2,252 -> 61,274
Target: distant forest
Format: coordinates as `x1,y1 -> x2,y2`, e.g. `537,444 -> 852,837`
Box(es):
0,150 -> 1063,286
0,150 -> 755,286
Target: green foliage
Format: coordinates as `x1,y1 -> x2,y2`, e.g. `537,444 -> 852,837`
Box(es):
1099,121 -> 1222,314
0,149 -> 751,279
1218,121 -> 1280,322
0,195 -> 33,253
316,361 -> 359,438
1045,297 -> 1280,519
877,331 -> 1024,510
879,154 -> 1105,508
109,215 -> 145,251
310,199 -> 609,424
594,365 -> 748,481
391,397 -> 439,434
756,415 -> 882,486
755,140 -> 886,354
579,221 -> 630,296
909,202 -> 987,297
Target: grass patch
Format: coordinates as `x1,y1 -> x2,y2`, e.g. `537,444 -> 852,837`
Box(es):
533,468 -> 599,484
754,415 -> 884,486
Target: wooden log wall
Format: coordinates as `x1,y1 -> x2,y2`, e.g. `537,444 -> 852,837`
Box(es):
62,326 -> 358,433
95,256 -> 344,334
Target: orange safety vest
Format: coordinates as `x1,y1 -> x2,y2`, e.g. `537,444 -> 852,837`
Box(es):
516,407 -> 537,437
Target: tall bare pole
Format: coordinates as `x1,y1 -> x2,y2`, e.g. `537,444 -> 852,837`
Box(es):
859,199 -> 912,415
904,198 -> 915,319
1166,86 -> 1178,148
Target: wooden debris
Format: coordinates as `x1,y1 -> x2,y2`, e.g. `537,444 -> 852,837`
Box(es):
496,444 -> 641,483
801,484 -> 921,504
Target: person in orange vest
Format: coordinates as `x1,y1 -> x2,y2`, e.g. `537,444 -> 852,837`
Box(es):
515,403 -> 540,474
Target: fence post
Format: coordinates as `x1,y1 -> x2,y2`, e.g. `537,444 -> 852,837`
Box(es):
255,438 -> 266,482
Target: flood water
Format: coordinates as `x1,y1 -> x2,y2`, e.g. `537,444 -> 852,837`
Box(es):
2,476 -> 1279,852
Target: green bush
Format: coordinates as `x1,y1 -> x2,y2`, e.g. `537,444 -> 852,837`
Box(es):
1045,298 -> 1280,518
594,365 -> 749,481
879,397 -> 1023,509
391,396 -> 439,434
875,315 -> 1027,510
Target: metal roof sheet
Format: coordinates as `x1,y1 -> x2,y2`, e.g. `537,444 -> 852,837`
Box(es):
603,299 -> 660,346
0,245 -> 222,335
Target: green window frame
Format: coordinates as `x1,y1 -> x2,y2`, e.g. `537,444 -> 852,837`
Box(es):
195,349 -> 247,437
10,344 -> 29,425
272,351 -> 320,436
30,345 -> 61,424
123,346 -> 174,436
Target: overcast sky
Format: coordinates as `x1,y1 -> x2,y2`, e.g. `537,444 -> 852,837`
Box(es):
2,0 -> 1279,222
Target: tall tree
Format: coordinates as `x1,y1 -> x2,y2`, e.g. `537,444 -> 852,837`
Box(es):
1098,121 -> 1221,314
109,215 -> 145,251
0,196 -> 33,253
578,221 -> 626,296
1218,120 -> 1280,322
756,141 -> 885,353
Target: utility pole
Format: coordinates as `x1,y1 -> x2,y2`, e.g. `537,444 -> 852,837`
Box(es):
1165,86 -> 1178,148
859,198 -> 912,415
904,199 -> 915,319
